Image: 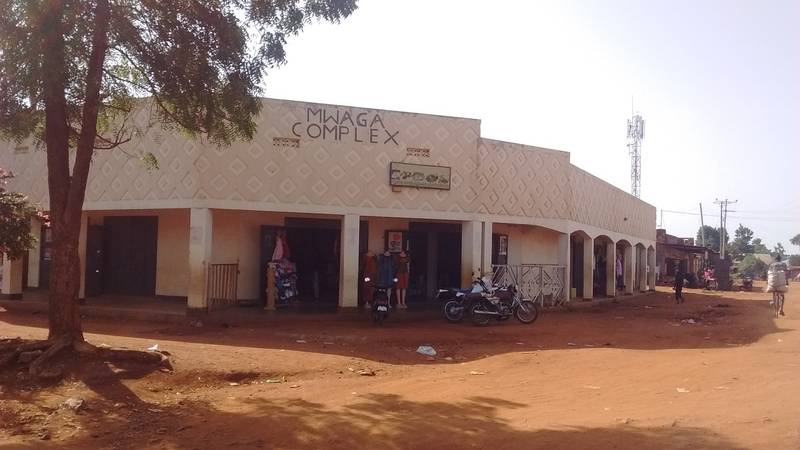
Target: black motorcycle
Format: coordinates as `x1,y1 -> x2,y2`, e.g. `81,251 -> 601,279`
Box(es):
437,287 -> 470,322
470,284 -> 540,326
441,276 -> 494,323
365,276 -> 396,325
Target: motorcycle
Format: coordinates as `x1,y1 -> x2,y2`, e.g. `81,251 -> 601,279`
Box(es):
365,276 -> 396,325
441,275 -> 496,323
470,284 -> 540,326
437,287 -> 471,322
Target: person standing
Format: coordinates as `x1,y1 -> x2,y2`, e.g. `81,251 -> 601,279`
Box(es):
674,267 -> 685,304
616,253 -> 624,294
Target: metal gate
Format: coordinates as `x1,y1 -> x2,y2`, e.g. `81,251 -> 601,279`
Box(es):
491,264 -> 567,307
207,263 -> 239,310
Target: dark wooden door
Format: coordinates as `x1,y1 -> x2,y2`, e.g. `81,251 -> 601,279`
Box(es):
85,225 -> 104,297
407,231 -> 427,302
102,216 -> 158,296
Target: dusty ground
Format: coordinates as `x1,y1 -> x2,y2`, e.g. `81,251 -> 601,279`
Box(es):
1,282 -> 798,450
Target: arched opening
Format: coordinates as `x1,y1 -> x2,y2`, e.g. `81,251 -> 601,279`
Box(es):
570,230 -> 592,300
616,240 -> 633,295
594,235 -> 615,297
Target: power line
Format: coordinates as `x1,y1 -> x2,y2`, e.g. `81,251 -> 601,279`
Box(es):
660,209 -> 797,222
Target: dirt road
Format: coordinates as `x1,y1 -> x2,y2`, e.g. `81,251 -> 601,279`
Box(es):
1,284 -> 798,449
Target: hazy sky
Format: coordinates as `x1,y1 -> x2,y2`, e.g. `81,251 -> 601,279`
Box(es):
265,0 -> 800,251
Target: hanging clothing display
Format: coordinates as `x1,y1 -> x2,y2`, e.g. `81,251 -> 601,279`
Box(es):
274,258 -> 298,303
396,253 -> 410,289
272,236 -> 285,261
378,253 -> 396,287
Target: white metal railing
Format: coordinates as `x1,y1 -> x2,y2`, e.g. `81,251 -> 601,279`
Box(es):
491,264 -> 567,307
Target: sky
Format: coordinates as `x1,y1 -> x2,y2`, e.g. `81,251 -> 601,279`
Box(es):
264,0 -> 800,252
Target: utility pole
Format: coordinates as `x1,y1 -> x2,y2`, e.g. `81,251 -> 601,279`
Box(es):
699,203 -> 706,247
699,203 -> 707,267
714,198 -> 738,260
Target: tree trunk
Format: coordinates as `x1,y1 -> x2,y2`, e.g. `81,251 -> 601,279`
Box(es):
41,0 -> 83,342
40,0 -> 111,342
47,229 -> 83,341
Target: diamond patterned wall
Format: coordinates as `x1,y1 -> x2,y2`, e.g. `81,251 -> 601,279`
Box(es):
0,98 -> 655,241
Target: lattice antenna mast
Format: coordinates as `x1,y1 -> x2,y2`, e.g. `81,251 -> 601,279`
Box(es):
626,108 -> 645,198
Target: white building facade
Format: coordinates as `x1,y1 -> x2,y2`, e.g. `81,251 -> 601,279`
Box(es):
0,98 -> 657,311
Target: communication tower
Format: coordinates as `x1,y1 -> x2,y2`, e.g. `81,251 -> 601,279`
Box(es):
626,110 -> 645,198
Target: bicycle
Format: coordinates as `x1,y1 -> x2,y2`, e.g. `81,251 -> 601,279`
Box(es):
772,291 -> 785,317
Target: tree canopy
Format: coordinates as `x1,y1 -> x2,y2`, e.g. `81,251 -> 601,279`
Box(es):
751,238 -> 769,254
0,0 -> 358,343
696,225 -> 727,253
791,233 -> 800,251
727,224 -> 754,261
738,254 -> 768,279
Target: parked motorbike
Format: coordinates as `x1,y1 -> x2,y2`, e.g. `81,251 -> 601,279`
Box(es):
441,275 -> 495,323
365,276 -> 396,325
437,287 -> 471,322
470,284 -> 540,326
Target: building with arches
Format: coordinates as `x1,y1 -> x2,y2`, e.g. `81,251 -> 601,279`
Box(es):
0,98 -> 657,311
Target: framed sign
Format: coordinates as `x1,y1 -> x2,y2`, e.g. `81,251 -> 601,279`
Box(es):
492,234 -> 508,265
389,162 -> 450,190
385,230 -> 407,253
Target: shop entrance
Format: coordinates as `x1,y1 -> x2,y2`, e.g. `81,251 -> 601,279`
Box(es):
85,216 -> 158,297
259,218 -> 340,310
406,222 -> 461,303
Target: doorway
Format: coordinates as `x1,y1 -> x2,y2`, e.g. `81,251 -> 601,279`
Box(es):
406,222 -> 461,303
97,216 -> 158,297
259,218 -> 341,309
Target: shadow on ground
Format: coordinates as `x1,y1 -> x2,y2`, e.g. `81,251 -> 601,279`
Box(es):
0,288 -> 793,367
5,385 -> 747,450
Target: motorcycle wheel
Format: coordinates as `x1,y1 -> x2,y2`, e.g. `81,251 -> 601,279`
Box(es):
471,303 -> 491,326
515,300 -> 540,324
443,300 -> 464,323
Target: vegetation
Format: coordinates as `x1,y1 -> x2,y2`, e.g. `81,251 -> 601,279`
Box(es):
738,254 -> 768,279
0,0 -> 357,377
0,168 -> 39,259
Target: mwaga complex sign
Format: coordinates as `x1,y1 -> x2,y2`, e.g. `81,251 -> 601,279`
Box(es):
291,107 -> 400,145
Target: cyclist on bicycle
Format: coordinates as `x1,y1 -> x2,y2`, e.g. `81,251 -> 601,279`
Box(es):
767,255 -> 789,316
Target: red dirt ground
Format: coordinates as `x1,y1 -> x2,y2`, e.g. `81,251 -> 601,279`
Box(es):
1,283 -> 798,449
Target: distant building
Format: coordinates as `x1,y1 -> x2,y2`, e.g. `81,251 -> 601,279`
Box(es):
656,229 -> 716,285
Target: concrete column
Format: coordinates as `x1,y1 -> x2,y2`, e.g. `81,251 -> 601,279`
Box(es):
1,254 -> 24,299
481,221 -> 493,275
188,208 -> 213,312
461,221 -> 482,287
625,245 -> 635,295
582,235 -> 593,300
78,213 -> 88,300
605,241 -> 616,297
647,247 -> 656,291
558,233 -> 570,303
26,217 -> 41,288
339,214 -> 359,311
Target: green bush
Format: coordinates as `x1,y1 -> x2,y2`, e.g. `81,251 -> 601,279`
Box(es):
738,255 -> 768,279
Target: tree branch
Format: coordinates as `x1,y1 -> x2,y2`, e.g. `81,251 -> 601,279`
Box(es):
66,0 -> 111,227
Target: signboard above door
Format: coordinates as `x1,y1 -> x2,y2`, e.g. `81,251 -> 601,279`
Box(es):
389,162 -> 451,190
